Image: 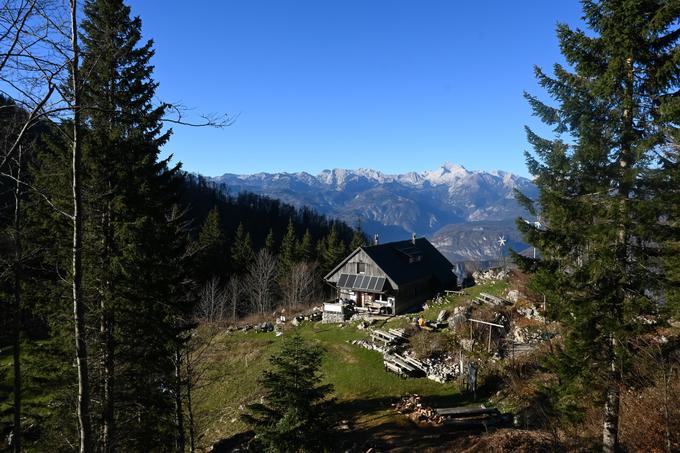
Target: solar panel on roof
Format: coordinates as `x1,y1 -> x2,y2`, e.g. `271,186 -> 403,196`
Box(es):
335,273 -> 389,292
375,277 -> 386,291
360,276 -> 370,290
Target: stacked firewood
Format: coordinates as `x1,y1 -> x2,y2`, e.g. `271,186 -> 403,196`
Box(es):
393,395 -> 444,425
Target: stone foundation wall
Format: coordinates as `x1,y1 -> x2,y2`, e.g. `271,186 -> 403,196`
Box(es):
322,311 -> 346,324
349,312 -> 373,322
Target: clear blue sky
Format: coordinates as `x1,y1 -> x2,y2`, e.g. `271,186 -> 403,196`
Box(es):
129,1 -> 584,177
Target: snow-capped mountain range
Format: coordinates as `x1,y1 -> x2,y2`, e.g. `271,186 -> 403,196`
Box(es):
211,162 -> 537,262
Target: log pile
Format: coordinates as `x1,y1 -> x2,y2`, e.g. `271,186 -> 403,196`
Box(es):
394,395 -> 512,429
393,395 -> 444,425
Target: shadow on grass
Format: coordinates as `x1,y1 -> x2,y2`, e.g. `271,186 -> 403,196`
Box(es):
329,389 -> 503,452
210,392 -> 502,452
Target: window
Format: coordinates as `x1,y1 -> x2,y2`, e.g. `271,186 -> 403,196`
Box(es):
356,262 -> 366,274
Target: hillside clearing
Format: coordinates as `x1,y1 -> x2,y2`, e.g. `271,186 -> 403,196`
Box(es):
191,281 -> 509,450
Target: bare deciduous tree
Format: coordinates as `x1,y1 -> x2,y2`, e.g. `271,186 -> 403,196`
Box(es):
225,274 -> 243,323
245,249 -> 277,315
196,277 -> 227,323
0,2 -> 92,451
281,261 -> 318,309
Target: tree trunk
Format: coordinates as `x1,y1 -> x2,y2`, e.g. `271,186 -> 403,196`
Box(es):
100,307 -> 114,452
662,365 -> 671,453
70,2 -> 92,451
12,145 -> 23,453
602,54 -> 635,453
100,194 -> 114,452
602,353 -> 620,453
174,347 -> 185,453
186,354 -> 196,453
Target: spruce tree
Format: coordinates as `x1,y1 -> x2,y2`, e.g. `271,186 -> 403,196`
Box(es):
79,0 -> 186,449
231,222 -> 255,273
320,225 -> 346,276
659,129 -> 680,317
265,228 -> 276,253
242,334 -> 334,452
298,229 -> 314,262
18,124 -> 82,451
280,218 -> 299,272
516,2 -> 680,451
197,206 -> 227,281
349,221 -> 367,251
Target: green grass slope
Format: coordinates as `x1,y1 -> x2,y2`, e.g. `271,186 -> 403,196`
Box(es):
192,280 -> 509,449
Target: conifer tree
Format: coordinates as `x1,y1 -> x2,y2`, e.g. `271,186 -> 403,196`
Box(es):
197,207 -> 227,281
320,225 -> 346,276
231,222 -> 255,273
298,229 -> 314,262
0,95 -> 32,453
516,2 -> 680,451
17,121 -> 83,452
659,131 -> 680,317
242,334 -> 334,452
280,218 -> 299,272
265,228 -> 276,253
349,221 -> 367,251
79,0 -> 186,449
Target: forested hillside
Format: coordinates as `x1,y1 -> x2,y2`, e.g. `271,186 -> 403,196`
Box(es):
181,173 -> 357,273
0,1 -> 358,451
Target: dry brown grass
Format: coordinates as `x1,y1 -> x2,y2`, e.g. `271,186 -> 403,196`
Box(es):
456,429 -> 556,453
619,380 -> 680,452
409,330 -> 454,360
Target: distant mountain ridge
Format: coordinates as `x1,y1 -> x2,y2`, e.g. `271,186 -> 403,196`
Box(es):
211,162 -> 537,262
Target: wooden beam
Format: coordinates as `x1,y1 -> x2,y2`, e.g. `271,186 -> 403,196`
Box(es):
434,406 -> 499,417
467,318 -> 504,328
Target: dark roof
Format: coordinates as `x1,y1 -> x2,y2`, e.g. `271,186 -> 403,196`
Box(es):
326,237 -> 455,289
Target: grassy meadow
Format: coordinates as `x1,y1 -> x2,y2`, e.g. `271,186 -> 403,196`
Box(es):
191,280 -> 509,449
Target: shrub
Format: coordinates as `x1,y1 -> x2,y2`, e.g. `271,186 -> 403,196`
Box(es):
409,330 -> 452,360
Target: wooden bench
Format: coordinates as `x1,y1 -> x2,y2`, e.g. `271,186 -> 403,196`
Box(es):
371,329 -> 407,346
475,292 -> 511,306
384,355 -> 416,376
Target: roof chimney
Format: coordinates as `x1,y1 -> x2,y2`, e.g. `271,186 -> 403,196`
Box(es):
412,233 -> 416,245
374,233 -> 379,245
